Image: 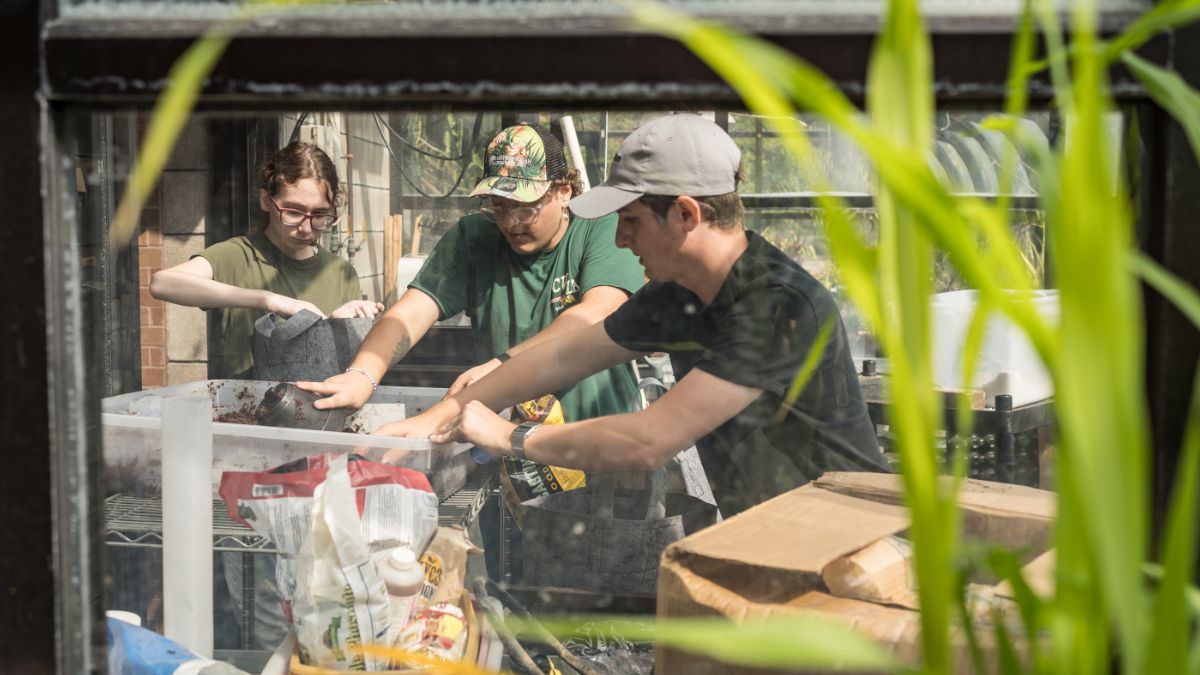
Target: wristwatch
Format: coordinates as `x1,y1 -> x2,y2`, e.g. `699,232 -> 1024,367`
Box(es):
509,421 -> 541,460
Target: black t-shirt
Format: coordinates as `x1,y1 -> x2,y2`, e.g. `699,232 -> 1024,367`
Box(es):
604,231 -> 889,517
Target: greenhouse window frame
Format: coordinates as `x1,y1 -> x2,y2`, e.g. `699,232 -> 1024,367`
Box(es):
4,2 -> 1198,672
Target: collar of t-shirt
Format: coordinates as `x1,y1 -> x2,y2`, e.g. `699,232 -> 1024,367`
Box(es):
705,230 -> 765,313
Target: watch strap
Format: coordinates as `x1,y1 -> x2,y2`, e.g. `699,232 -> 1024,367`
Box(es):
510,421 -> 540,460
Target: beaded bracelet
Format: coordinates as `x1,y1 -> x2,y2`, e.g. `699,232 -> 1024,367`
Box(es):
345,367 -> 378,391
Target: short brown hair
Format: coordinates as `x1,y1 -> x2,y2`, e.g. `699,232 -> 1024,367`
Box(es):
638,167 -> 745,229
257,141 -> 344,208
551,168 -> 585,199
639,192 -> 745,230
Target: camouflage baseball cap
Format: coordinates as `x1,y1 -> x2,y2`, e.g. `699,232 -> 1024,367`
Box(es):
469,124 -> 569,203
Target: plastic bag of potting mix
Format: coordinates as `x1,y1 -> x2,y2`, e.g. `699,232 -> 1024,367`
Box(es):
291,454 -> 391,670
219,454 -> 438,610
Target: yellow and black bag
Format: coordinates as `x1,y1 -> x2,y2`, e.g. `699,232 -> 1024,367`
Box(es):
499,394 -> 586,525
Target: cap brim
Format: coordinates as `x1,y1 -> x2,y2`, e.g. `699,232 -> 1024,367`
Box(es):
468,176 -> 551,203
569,185 -> 643,219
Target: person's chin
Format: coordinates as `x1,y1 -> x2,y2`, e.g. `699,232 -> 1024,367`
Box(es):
506,236 -> 539,254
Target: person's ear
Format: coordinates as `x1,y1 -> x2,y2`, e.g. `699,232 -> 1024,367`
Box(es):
675,196 -> 704,232
258,189 -> 271,214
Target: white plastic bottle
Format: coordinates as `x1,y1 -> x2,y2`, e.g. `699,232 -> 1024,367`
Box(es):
380,546 -> 424,641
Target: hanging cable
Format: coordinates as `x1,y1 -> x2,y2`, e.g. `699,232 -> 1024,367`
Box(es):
373,112 -> 483,200
288,112 -> 309,145
375,114 -> 476,161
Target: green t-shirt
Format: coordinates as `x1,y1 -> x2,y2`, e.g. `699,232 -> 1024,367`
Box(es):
198,232 -> 362,379
411,213 -> 645,422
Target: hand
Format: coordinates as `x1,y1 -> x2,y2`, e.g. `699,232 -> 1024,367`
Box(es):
264,293 -> 326,319
331,300 -> 386,320
296,371 -> 374,410
374,414 -> 450,464
429,401 -> 516,458
445,358 -> 503,397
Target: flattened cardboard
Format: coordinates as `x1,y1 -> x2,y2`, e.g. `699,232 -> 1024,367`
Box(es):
657,474 -> 1052,674
669,485 -> 910,580
656,485 -> 910,673
814,472 -> 1055,555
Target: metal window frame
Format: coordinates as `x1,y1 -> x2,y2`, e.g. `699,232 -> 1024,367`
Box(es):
6,4 -> 1196,673
42,11 -> 1160,108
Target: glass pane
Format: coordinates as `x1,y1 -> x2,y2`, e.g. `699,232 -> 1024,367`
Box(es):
58,0 -> 1148,20
67,106 -> 1074,672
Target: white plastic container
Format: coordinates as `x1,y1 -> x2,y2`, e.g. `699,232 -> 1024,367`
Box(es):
380,546 -> 424,641
101,380 -> 467,496
929,289 -> 1058,407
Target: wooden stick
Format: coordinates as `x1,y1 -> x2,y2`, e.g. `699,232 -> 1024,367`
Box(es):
410,214 -> 424,257
469,578 -> 544,675
482,577 -> 604,675
383,214 -> 397,301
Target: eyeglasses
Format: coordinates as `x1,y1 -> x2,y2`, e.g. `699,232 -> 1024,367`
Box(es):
269,196 -> 340,231
479,198 -> 547,225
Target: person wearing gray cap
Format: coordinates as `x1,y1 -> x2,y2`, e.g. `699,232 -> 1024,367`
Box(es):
382,113 -> 889,518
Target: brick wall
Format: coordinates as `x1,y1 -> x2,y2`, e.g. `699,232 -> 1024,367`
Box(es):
138,194 -> 166,389
138,118 -> 210,389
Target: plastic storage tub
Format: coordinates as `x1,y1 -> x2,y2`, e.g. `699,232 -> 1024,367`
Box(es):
102,380 -> 467,497
930,289 -> 1058,407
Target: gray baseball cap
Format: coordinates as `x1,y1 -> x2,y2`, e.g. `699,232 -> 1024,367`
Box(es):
570,113 -> 742,219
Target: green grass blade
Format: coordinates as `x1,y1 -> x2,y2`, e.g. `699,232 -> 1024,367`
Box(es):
1124,52 -> 1200,167
867,2 -> 960,671
110,23 -> 239,247
991,609 -> 1025,675
1143,364 -> 1200,672
1192,636 -> 1200,675
1102,0 -> 1200,64
1050,0 -> 1152,667
989,548 -> 1047,672
773,317 -> 835,425
510,615 -> 900,672
1133,251 -> 1200,330
110,0 -> 328,248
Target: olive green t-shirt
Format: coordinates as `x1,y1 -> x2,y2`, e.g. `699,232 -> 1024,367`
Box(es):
198,232 -> 362,379
410,213 -> 645,422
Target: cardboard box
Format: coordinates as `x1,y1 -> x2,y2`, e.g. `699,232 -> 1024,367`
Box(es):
814,472 -> 1055,557
656,473 -> 1054,674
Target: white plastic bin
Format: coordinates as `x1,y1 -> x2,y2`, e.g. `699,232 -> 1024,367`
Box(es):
930,289 -> 1058,407
102,380 -> 465,496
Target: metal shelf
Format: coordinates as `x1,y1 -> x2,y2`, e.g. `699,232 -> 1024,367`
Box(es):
439,465 -> 494,529
105,494 -> 274,553
104,465 -> 495,553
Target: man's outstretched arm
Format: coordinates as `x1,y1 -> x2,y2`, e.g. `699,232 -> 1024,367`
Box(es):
435,367 -> 762,472
445,285 -> 631,396
376,321 -> 640,439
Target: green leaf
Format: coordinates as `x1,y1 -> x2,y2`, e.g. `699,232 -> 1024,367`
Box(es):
1143,363 -> 1200,673
111,24 -> 239,246
988,548 -> 1046,668
1133,251 -> 1200,331
773,316 -> 835,425
1102,0 -> 1200,64
1123,52 -> 1200,169
1049,0 -> 1152,667
110,0 -> 327,247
